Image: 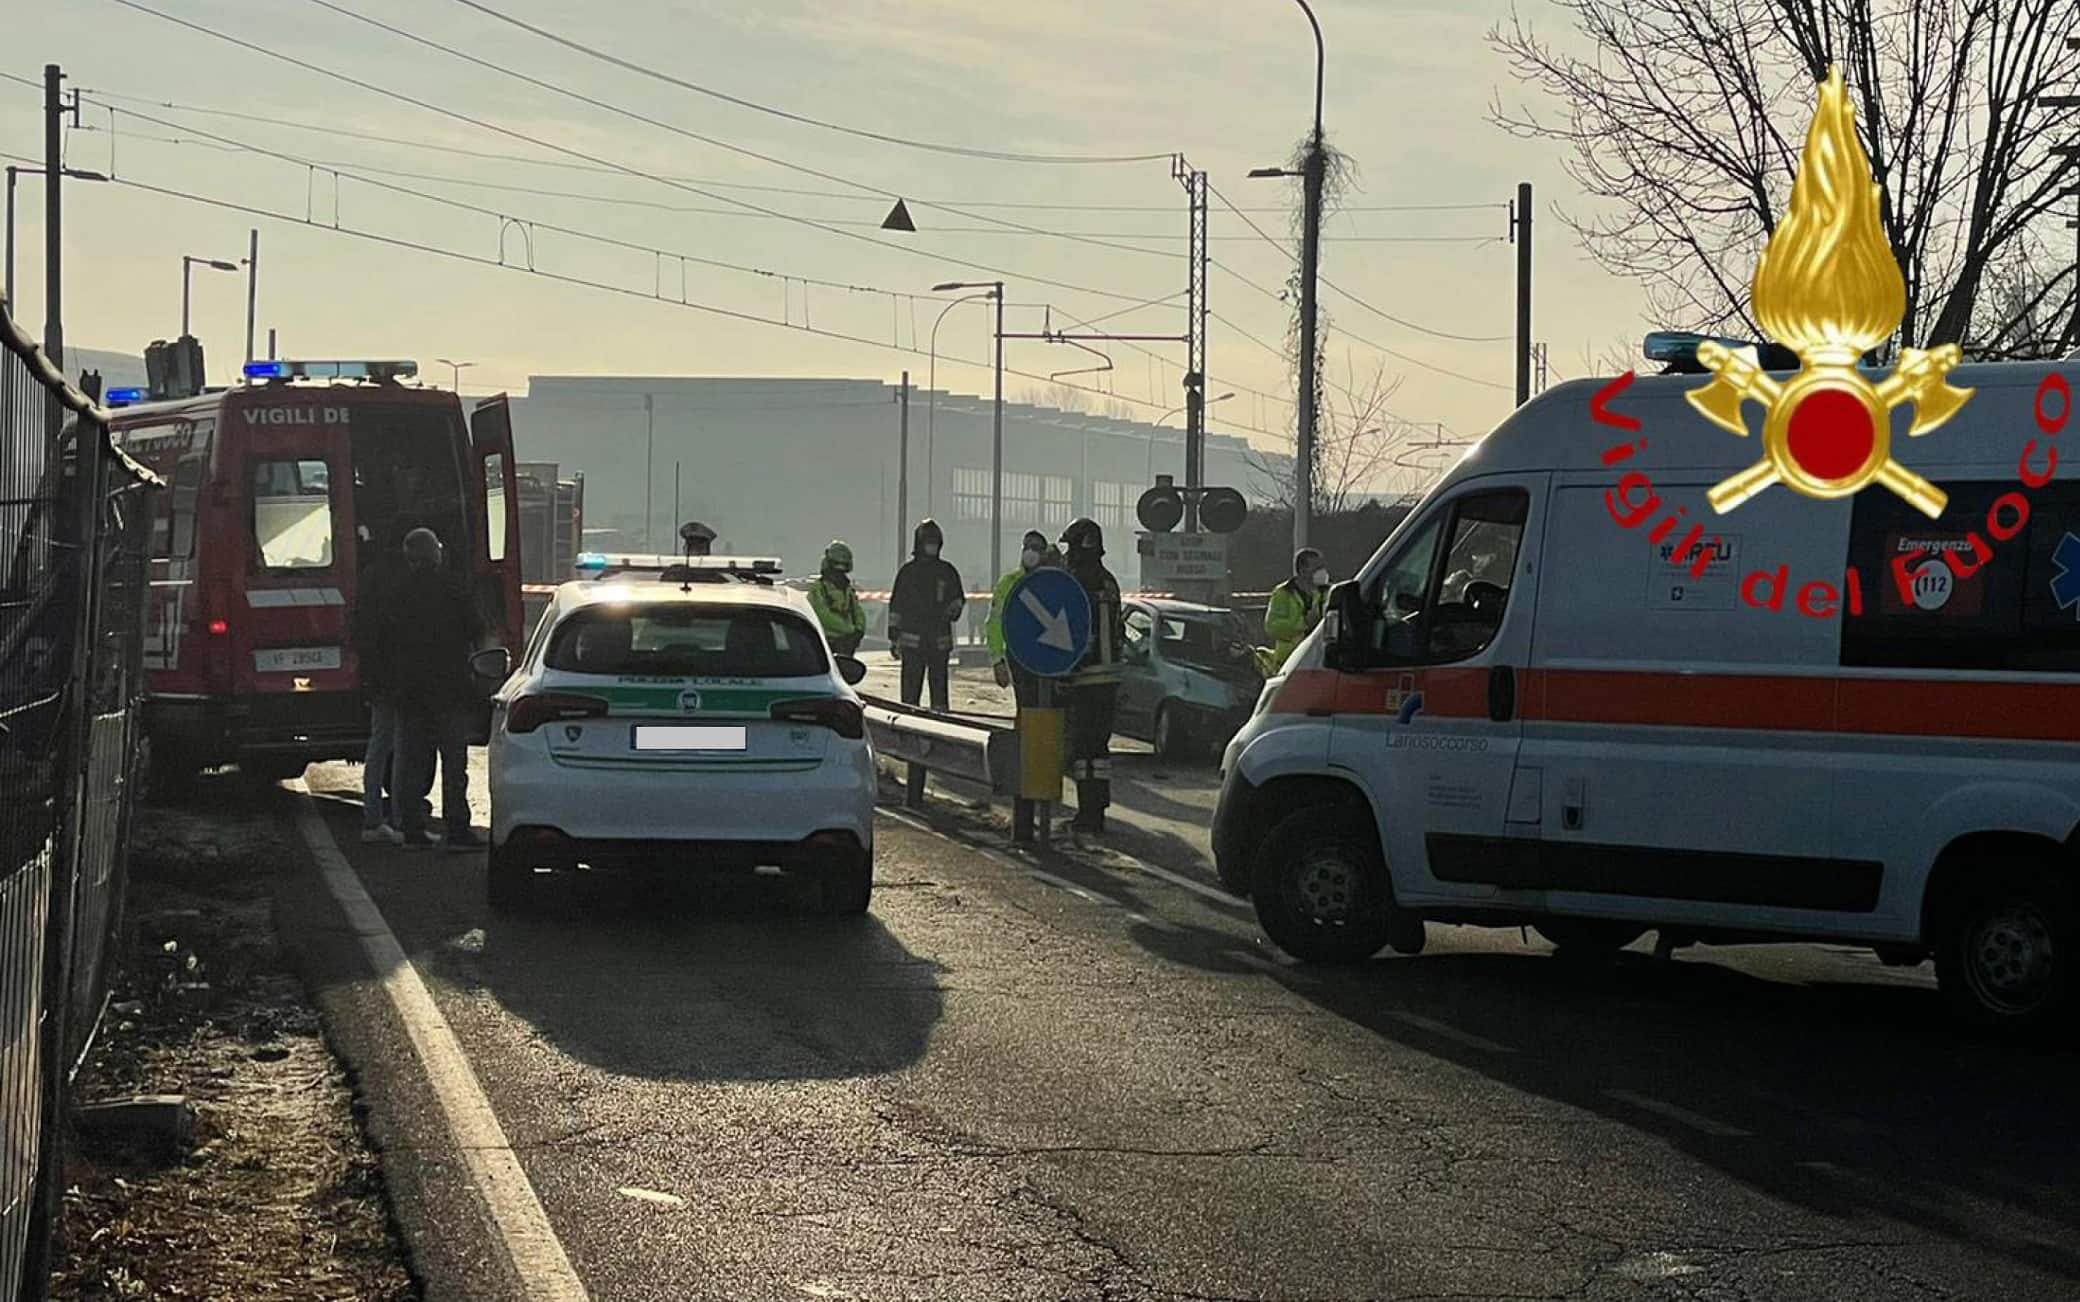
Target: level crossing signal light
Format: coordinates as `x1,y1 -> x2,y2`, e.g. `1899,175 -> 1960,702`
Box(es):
1135,475 -> 1247,534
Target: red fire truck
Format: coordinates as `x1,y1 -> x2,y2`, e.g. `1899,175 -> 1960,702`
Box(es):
105,359 -> 524,781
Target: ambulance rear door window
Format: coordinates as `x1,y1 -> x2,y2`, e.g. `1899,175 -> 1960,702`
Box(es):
1842,480 -> 2080,673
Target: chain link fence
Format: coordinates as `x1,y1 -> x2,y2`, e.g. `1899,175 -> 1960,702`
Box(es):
0,295 -> 157,1302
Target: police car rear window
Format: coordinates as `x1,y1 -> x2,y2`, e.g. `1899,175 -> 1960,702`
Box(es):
546,605 -> 828,678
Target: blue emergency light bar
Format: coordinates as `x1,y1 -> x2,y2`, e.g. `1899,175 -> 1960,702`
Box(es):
104,387 -> 145,406
242,359 -> 419,382
575,553 -> 783,581
1642,331 -> 1753,365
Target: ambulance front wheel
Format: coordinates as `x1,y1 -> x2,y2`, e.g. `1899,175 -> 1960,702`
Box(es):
1252,807 -> 1396,965
1934,861 -> 2076,1038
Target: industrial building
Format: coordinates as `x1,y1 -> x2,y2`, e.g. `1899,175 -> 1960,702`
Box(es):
502,376 -> 1273,590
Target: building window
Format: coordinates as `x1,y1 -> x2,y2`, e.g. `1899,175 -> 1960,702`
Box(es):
953,467 -> 991,521
1094,481 -> 1135,533
1042,475 -> 1073,527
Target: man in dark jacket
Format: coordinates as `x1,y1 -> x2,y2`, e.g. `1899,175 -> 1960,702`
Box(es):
381,527 -> 486,851
887,518 -> 965,710
1059,517 -> 1125,834
352,522 -> 431,841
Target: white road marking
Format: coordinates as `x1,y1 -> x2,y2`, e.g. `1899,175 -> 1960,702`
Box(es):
1378,1009 -> 1515,1055
291,783 -> 589,1302
1101,845 -> 1249,912
1603,1088 -> 1751,1138
1026,868 -> 1109,903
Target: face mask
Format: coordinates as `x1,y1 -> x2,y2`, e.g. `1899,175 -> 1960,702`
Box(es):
1313,568 -> 1331,588
923,542 -> 941,558
1021,549 -> 1041,570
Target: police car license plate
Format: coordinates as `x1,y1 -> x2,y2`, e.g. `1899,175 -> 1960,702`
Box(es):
253,646 -> 341,672
634,725 -> 746,751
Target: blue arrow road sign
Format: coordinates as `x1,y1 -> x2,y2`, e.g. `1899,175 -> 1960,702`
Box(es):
1002,568 -> 1092,678
2053,532 -> 2080,618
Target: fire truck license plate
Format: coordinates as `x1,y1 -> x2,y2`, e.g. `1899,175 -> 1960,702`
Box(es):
253,646 -> 341,672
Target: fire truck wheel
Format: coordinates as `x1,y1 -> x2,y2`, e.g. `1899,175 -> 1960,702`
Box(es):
240,757 -> 307,785
1533,918 -> 1648,960
486,844 -> 537,914
1934,860 -> 2076,1038
1251,806 -> 1395,965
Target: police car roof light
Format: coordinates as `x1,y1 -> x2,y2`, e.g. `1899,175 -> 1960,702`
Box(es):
104,387 -> 145,406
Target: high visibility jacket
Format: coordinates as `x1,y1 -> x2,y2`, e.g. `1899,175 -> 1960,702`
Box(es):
985,566 -> 1023,663
1264,578 -> 1327,673
1066,565 -> 1126,687
807,574 -> 867,647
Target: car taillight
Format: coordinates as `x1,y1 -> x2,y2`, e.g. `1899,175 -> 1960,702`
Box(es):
770,696 -> 863,740
506,692 -> 609,735
208,619 -> 229,636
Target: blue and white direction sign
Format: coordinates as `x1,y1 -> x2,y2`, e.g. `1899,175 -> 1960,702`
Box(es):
1002,568 -> 1092,678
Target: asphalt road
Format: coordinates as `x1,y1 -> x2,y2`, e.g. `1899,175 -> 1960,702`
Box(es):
250,745 -> 2080,1302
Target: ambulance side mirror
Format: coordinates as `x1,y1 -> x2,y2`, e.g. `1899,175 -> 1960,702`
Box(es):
471,647 -> 512,681
1321,580 -> 1370,673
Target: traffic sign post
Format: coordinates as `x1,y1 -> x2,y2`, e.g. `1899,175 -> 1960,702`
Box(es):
1001,568 -> 1092,848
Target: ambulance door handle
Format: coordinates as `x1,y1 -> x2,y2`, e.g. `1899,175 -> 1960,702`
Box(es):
1487,665 -> 1516,723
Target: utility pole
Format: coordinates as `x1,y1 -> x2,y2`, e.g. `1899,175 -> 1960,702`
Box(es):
2054,42 -> 2080,352
673,461 -> 681,536
43,64 -> 65,373
244,228 -> 259,364
895,370 -> 911,574
1295,138 -> 1324,549
1175,157 -> 1209,529
643,392 -> 655,552
1512,181 -> 1533,406
992,288 -> 1004,580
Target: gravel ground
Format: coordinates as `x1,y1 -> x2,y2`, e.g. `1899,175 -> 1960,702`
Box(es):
50,782 -> 416,1302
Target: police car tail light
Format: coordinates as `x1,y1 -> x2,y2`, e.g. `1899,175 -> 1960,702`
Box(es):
770,696 -> 863,740
507,691 -> 608,735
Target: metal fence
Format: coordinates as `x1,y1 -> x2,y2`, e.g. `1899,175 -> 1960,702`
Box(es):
0,294 -> 156,1302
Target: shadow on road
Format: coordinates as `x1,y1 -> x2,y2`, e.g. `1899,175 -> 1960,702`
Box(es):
1124,900 -> 2080,1284
466,874 -> 947,1084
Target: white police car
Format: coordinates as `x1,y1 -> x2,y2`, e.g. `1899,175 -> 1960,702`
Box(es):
478,555 -> 875,914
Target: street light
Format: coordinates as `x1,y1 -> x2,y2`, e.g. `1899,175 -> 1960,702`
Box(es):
925,291 -> 996,523
931,280 -> 1006,579
1250,0 -> 1327,554
181,254 -> 241,337
436,358 -> 477,390
4,164 -> 107,310
1147,392 -> 1235,480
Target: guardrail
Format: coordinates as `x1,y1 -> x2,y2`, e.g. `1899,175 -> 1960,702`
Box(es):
859,694 -> 1019,808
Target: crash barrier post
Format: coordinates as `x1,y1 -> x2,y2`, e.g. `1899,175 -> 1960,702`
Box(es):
859,695 -> 1019,812
0,296 -> 159,1302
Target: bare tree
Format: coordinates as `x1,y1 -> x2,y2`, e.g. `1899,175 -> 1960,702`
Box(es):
1491,0 -> 2080,357
1248,359 -> 1414,515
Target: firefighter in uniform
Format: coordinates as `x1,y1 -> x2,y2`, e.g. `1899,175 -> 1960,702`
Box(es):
1058,517 -> 1124,834
1261,546 -> 1330,675
887,518 -> 965,710
988,530 -> 1056,843
807,540 -> 868,657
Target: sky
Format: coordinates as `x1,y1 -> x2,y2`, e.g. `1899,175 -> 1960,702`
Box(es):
6,0 -> 1649,457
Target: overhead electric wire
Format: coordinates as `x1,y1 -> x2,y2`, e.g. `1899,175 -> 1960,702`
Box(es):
99,0 -> 1187,304
439,0 -> 1167,167
1207,181 -> 1513,346
0,151 -> 1295,441
289,0 -> 1202,264
75,99 -> 936,306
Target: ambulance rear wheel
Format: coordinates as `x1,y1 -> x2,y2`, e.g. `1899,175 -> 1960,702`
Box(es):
1252,806 -> 1393,964
1935,863 -> 2076,1038
1534,918 -> 1647,960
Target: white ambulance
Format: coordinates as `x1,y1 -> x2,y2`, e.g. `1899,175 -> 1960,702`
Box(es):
1212,347 -> 2080,1035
